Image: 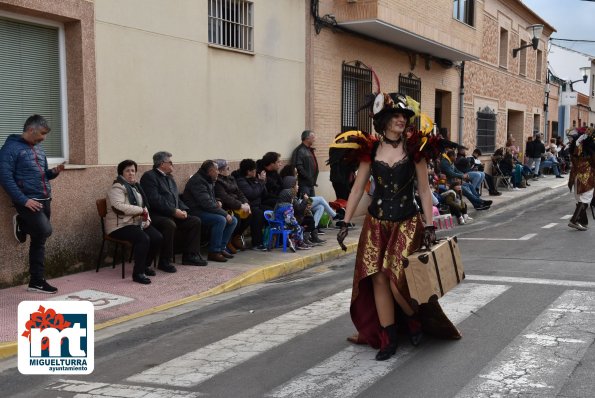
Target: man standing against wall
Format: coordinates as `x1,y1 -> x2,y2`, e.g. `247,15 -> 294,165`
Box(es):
526,133 -> 546,178
291,130 -> 319,197
0,115 -> 64,293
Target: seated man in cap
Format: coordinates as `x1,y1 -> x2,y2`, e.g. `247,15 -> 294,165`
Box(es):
140,151 -> 207,270
183,160 -> 238,263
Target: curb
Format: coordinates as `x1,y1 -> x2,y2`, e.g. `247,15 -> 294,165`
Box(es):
468,181 -> 566,219
0,242 -> 359,360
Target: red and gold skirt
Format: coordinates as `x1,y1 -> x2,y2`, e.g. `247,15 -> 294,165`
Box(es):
349,213 -> 461,349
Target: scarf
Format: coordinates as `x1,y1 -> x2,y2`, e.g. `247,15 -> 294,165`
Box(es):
114,175 -> 148,208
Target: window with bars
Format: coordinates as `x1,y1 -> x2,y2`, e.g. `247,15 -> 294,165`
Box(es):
453,0 -> 474,26
398,73 -> 421,129
208,0 -> 253,52
0,17 -> 64,158
341,63 -> 372,133
476,107 -> 497,153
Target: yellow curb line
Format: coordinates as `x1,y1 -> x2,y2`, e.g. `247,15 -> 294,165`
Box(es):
0,242 -> 358,360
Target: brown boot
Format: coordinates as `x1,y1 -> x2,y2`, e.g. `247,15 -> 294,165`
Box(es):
207,252 -> 227,262
221,250 -> 234,259
231,235 -> 245,251
226,242 -> 238,254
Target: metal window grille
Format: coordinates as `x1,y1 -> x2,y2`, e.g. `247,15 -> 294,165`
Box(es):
208,0 -> 253,52
476,107 -> 497,153
341,63 -> 372,133
453,0 -> 474,26
399,73 -> 421,129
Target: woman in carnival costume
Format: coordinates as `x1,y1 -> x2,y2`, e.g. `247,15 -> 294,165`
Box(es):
337,92 -> 461,361
567,127 -> 595,231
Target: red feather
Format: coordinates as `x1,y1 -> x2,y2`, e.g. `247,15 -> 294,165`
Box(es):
405,128 -> 444,163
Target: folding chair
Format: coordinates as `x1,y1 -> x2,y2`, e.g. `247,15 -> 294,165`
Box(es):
491,160 -> 513,190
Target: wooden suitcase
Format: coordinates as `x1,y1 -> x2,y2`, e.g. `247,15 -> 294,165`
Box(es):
403,236 -> 465,307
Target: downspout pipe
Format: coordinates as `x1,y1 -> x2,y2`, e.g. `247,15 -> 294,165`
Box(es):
458,61 -> 465,145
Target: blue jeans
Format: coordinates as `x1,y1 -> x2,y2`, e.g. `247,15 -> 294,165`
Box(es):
310,196 -> 336,227
527,157 -> 541,176
461,182 -> 484,208
196,211 -> 238,253
540,160 -> 560,176
16,200 -> 53,282
467,171 -> 485,193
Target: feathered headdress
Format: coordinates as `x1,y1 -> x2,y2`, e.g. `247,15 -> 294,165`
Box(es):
569,127 -> 595,157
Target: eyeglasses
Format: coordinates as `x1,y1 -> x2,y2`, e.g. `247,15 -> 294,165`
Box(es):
164,161 -> 173,166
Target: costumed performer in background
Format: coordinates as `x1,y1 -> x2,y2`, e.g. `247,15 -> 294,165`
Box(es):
567,127 -> 595,231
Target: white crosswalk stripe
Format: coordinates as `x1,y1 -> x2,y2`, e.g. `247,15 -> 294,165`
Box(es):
46,379 -> 202,397
454,290 -> 595,397
266,283 -> 510,398
127,289 -> 352,387
43,282 -> 595,398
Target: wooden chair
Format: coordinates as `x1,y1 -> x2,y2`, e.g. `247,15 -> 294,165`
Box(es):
95,198 -> 131,279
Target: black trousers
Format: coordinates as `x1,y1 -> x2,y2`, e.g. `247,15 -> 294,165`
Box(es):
298,185 -> 315,197
248,207 -> 265,246
151,215 -> 202,264
485,174 -> 497,193
331,180 -> 351,201
109,225 -> 162,275
301,215 -> 316,233
15,200 -> 52,282
233,213 -> 252,238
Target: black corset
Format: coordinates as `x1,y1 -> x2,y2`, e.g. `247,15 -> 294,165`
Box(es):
368,158 -> 418,221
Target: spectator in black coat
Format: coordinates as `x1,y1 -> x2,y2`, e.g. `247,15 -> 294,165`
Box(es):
291,130 -> 319,197
214,159 -> 251,253
526,133 -> 546,177
140,151 -> 206,270
235,159 -> 267,250
182,160 -> 238,263
261,151 -> 283,210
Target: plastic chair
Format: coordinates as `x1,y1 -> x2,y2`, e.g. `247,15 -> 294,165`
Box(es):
263,210 -> 292,252
95,198 -> 131,279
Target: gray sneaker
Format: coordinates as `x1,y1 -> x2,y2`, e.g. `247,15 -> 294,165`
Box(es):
13,214 -> 26,243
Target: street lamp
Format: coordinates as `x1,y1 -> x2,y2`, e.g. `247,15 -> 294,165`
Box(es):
568,66 -> 590,91
512,24 -> 544,58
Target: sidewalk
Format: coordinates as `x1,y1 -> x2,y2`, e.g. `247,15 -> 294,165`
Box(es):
0,174 -> 568,358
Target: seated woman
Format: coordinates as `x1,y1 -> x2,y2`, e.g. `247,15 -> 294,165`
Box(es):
105,160 -> 163,284
213,159 -> 252,253
540,148 -> 563,178
495,147 -> 531,189
235,159 -> 268,251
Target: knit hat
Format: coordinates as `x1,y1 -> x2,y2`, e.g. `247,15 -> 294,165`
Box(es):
214,159 -> 228,171
282,176 -> 297,189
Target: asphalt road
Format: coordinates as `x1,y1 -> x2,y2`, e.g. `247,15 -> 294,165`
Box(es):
2,185 -> 595,397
